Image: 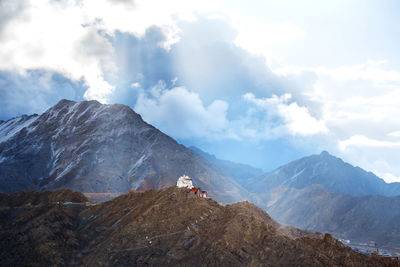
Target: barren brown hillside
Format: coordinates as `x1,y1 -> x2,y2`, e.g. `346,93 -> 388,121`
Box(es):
0,188 -> 399,266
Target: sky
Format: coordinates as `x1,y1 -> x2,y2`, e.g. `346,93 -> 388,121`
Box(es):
1,0 -> 400,182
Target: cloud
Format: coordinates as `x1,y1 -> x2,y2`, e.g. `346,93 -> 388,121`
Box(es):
380,173 -> 400,184
273,60 -> 400,182
0,0 -> 219,103
388,131 -> 400,138
0,0 -> 116,102
339,135 -> 400,150
170,17 -> 291,104
134,82 -> 328,142
0,1 -> 27,40
0,0 -> 313,110
134,82 -> 232,140
104,17 -> 321,143
234,20 -> 304,62
336,138 -> 400,183
243,93 -> 328,136
0,70 -> 85,120
130,82 -> 140,88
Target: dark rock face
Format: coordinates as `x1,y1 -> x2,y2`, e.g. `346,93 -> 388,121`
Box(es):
0,100 -> 247,203
1,188 -> 398,266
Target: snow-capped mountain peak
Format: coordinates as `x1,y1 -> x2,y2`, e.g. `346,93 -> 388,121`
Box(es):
0,99 -> 248,203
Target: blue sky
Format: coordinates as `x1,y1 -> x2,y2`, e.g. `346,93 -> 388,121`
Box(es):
1,0 -> 400,182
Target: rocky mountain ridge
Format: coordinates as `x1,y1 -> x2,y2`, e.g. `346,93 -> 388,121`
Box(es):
189,149 -> 400,247
249,151 -> 400,197
229,151 -> 400,247
0,187 -> 398,266
0,99 -> 247,203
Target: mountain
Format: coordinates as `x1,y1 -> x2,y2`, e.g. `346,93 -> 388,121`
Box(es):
189,146 -> 264,184
1,187 -> 397,266
0,114 -> 38,144
241,151 -> 400,247
2,99 -> 400,250
249,151 -> 400,197
263,185 -> 400,248
0,99 -> 247,203
0,189 -> 87,207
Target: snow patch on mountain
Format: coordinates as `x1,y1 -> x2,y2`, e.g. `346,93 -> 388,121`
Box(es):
0,99 -> 249,203
0,115 -> 38,144
283,168 -> 305,185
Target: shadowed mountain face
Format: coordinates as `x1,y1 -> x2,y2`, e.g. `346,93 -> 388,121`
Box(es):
249,151 -> 400,197
1,188 -> 397,266
235,152 -> 400,247
262,185 -> 400,248
0,100 -> 247,203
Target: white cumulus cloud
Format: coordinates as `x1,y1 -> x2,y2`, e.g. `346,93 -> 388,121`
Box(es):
0,0 -> 219,102
243,93 -> 328,136
134,82 -> 232,139
0,0 -> 116,102
276,60 -> 400,182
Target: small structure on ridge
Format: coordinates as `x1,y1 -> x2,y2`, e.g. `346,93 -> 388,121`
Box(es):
176,175 -> 194,189
191,187 -> 208,198
176,175 -> 207,199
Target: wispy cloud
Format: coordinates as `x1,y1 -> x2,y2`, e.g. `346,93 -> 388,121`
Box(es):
339,135 -> 400,150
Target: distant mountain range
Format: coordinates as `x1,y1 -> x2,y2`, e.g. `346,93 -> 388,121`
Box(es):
264,185 -> 400,248
211,151 -> 400,247
0,99 -> 247,203
247,151 -> 400,197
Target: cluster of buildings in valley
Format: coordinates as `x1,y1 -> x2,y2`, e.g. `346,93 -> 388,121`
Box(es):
338,238 -> 400,258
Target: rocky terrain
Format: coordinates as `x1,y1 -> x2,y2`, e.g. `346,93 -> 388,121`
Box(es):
1,188 -> 398,266
0,99 -> 247,203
